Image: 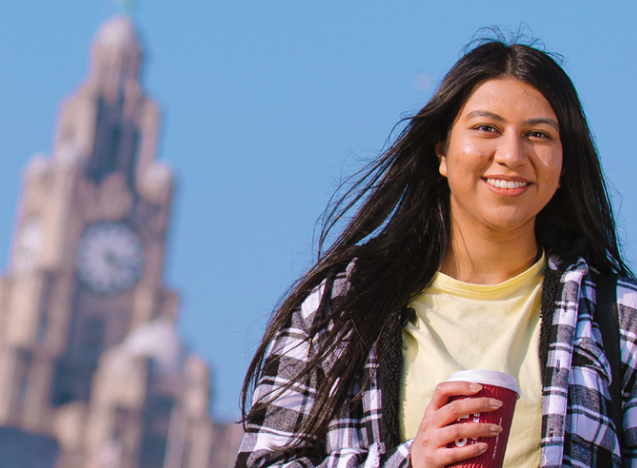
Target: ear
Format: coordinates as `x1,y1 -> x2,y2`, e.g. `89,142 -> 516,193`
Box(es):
436,141 -> 448,178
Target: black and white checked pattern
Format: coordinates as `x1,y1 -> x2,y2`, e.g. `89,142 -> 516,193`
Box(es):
236,256 -> 637,468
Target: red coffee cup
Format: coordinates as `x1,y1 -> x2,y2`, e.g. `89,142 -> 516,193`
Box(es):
445,370 -> 520,468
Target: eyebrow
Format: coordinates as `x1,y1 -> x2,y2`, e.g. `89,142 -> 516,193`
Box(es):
524,117 -> 560,132
466,110 -> 504,122
465,110 -> 560,132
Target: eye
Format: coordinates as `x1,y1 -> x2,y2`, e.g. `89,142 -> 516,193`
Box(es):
474,124 -> 498,133
528,130 -> 550,139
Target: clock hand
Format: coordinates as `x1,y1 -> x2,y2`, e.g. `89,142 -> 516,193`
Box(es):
104,250 -> 118,266
104,250 -> 139,271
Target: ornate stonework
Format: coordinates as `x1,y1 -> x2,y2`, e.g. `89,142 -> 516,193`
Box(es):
0,15 -> 242,468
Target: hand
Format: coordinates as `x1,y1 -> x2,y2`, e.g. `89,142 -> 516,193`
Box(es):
410,381 -> 503,468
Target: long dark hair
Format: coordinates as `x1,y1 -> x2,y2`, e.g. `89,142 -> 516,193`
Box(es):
241,39 -> 632,449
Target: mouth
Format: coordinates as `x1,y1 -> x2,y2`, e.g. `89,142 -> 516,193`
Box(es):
484,178 -> 530,189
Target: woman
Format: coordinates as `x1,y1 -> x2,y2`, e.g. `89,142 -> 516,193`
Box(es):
236,39 -> 637,468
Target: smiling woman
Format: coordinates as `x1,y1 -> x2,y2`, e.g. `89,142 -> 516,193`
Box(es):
437,78 -> 563,284
235,39 -> 637,468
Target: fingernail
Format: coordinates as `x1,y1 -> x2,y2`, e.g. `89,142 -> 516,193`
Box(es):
478,443 -> 488,452
470,383 -> 483,391
490,425 -> 503,433
490,399 -> 503,407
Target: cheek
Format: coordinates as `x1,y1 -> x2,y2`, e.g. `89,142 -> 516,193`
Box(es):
444,144 -> 488,177
538,154 -> 563,196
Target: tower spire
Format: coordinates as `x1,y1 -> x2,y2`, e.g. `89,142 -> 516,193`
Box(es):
116,0 -> 137,16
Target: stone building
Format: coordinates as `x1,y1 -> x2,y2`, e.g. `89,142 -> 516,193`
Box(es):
0,15 -> 242,468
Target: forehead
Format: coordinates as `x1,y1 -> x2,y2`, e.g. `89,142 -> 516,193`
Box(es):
458,78 -> 557,121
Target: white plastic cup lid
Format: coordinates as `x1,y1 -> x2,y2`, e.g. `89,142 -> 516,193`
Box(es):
447,369 -> 520,395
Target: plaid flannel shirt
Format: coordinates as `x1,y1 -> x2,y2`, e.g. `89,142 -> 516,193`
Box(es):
236,255 -> 637,468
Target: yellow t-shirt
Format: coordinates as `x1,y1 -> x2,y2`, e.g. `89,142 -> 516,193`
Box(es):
400,253 -> 545,468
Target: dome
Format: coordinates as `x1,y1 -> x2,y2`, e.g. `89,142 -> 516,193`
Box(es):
118,318 -> 187,375
55,143 -> 82,167
25,154 -> 51,178
95,16 -> 140,50
143,162 -> 173,189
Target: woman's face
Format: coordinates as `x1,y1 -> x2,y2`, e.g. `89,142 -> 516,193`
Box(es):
437,77 -> 563,236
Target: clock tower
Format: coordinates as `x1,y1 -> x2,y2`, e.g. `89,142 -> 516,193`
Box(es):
0,16 -> 224,468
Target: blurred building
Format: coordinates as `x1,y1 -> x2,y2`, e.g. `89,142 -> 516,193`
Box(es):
0,15 -> 242,468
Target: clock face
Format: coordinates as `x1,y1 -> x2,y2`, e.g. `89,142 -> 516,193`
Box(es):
14,216 -> 43,273
75,221 -> 144,295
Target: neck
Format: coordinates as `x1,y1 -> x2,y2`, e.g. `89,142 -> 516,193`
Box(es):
440,216 -> 539,285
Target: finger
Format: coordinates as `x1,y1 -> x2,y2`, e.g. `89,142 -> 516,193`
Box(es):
428,381 -> 483,411
439,397 -> 503,426
440,422 -> 502,446
436,443 -> 489,467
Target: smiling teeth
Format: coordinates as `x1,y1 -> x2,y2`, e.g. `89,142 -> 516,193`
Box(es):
486,178 -> 529,189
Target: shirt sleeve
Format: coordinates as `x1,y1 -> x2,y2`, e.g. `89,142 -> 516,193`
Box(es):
617,277 -> 637,466
234,281 -> 413,468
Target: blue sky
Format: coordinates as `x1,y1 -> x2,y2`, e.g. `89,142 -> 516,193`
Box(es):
1,1 -> 636,421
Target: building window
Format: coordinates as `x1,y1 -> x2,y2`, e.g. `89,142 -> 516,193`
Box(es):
36,311 -> 48,344
88,98 -> 127,182
16,351 -> 33,406
81,318 -> 106,367
139,395 -> 174,468
37,274 -> 54,344
105,125 -> 121,173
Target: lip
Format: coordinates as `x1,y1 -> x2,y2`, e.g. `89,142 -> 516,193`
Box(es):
482,176 -> 531,197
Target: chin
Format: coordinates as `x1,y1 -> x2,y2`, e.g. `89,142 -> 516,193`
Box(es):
483,215 -> 536,233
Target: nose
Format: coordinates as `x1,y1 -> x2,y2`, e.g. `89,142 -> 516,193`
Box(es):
494,132 -> 526,168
